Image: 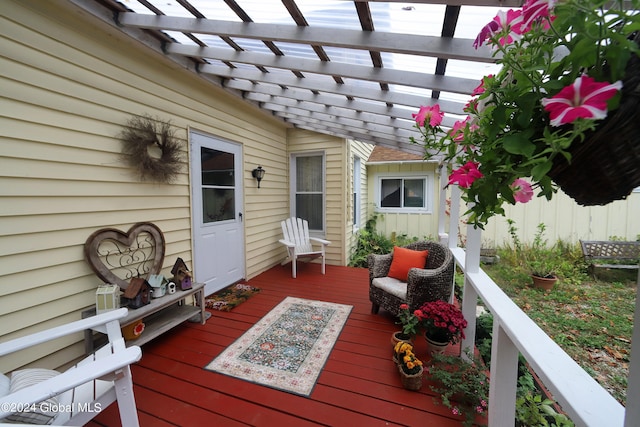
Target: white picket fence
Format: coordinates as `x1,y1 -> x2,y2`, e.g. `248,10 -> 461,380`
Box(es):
439,178 -> 639,427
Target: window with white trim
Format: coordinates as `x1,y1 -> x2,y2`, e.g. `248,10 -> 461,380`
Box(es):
375,173 -> 432,213
291,153 -> 325,232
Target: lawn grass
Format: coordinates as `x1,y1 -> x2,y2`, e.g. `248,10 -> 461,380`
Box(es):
483,248 -> 637,405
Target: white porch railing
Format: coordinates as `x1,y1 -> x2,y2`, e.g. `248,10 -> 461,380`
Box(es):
437,173 -> 638,427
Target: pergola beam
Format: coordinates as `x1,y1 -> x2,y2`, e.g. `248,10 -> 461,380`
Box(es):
116,13 -> 497,62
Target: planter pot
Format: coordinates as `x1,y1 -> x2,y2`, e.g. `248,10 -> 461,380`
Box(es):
391,331 -> 413,348
398,364 -> 423,391
425,334 -> 449,355
392,332 -> 414,363
531,275 -> 557,291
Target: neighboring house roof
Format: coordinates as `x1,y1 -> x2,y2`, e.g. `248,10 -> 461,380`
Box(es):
366,145 -> 426,164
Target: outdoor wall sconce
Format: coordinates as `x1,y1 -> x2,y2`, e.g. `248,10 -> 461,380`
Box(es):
252,166 -> 266,188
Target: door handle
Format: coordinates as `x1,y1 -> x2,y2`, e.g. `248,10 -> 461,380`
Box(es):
239,212 -> 243,221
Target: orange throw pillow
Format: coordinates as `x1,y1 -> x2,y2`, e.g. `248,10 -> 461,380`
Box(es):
387,246 -> 429,281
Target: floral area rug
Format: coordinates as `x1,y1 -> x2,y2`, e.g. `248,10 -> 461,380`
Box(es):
204,283 -> 260,311
205,296 -> 352,396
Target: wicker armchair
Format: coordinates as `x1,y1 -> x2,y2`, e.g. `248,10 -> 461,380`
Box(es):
368,241 -> 455,316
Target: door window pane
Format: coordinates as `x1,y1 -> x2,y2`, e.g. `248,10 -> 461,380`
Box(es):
201,147 -> 234,186
201,146 -> 235,224
202,189 -> 235,223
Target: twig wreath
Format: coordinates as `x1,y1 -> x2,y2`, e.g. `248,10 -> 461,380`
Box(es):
119,114 -> 183,183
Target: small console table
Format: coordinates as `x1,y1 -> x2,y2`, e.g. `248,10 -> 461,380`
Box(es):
83,282 -> 205,354
82,222 -> 208,354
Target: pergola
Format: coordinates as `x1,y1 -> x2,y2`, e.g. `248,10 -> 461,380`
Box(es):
74,0 -> 523,154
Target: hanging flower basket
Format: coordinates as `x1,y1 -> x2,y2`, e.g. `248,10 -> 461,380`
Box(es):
548,32 -> 640,206
410,1 -> 640,227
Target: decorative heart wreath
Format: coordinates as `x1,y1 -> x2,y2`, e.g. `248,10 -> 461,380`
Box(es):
119,114 -> 183,183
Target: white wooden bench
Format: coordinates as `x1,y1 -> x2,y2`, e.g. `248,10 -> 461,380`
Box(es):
580,240 -> 640,270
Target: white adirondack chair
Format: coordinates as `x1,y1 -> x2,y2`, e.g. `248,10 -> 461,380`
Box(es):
0,308 -> 141,426
279,217 -> 331,278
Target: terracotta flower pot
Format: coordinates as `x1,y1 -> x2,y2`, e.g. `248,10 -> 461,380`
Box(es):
531,274 -> 557,291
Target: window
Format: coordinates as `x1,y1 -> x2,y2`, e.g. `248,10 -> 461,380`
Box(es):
292,153 -> 325,232
376,173 -> 431,213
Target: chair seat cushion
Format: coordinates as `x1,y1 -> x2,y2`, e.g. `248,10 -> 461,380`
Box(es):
372,276 -> 407,300
6,368 -> 61,425
387,246 -> 429,281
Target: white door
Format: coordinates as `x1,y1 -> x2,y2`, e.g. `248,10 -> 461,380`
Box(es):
190,131 -> 245,296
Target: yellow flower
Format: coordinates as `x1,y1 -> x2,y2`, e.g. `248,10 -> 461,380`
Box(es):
406,361 -> 415,369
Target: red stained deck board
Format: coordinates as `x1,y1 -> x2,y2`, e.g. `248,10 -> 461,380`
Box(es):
92,264 -> 466,426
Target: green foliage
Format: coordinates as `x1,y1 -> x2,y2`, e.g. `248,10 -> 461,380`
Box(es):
428,350 -> 489,427
348,214 -> 417,267
503,220 -> 590,283
516,393 -> 574,427
475,312 -> 493,365
484,228 -> 635,404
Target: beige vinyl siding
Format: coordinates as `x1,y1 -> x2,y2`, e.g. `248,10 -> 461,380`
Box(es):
0,0 -> 289,371
345,140 -> 375,264
367,162 -> 440,240
286,129 -> 346,265
478,190 -> 640,247
366,159 -> 639,246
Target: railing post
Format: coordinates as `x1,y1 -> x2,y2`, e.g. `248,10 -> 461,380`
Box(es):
461,221 -> 481,359
489,319 -> 519,427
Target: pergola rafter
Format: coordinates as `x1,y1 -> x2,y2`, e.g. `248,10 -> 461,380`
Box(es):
73,0 -> 509,151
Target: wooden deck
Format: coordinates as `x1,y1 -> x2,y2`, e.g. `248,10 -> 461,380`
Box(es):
90,264 -> 467,426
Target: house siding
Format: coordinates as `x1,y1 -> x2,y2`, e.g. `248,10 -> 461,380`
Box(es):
346,140 -> 375,264
286,129 -> 347,265
0,0 -> 292,371
367,161 -> 639,246
367,162 -> 441,240
478,190 -> 640,248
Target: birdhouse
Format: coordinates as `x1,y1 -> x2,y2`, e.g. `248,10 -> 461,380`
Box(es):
95,284 -> 121,314
123,277 -> 152,309
171,257 -> 193,290
148,274 -> 168,298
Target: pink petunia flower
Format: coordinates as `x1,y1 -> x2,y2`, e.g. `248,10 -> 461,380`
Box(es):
472,75 -> 493,96
541,75 -> 623,126
473,9 -> 524,48
448,161 -> 483,189
511,178 -> 534,203
448,119 -> 467,141
522,0 -> 555,30
412,104 -> 444,127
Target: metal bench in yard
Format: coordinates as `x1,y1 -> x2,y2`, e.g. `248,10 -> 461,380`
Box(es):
580,240 -> 640,271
